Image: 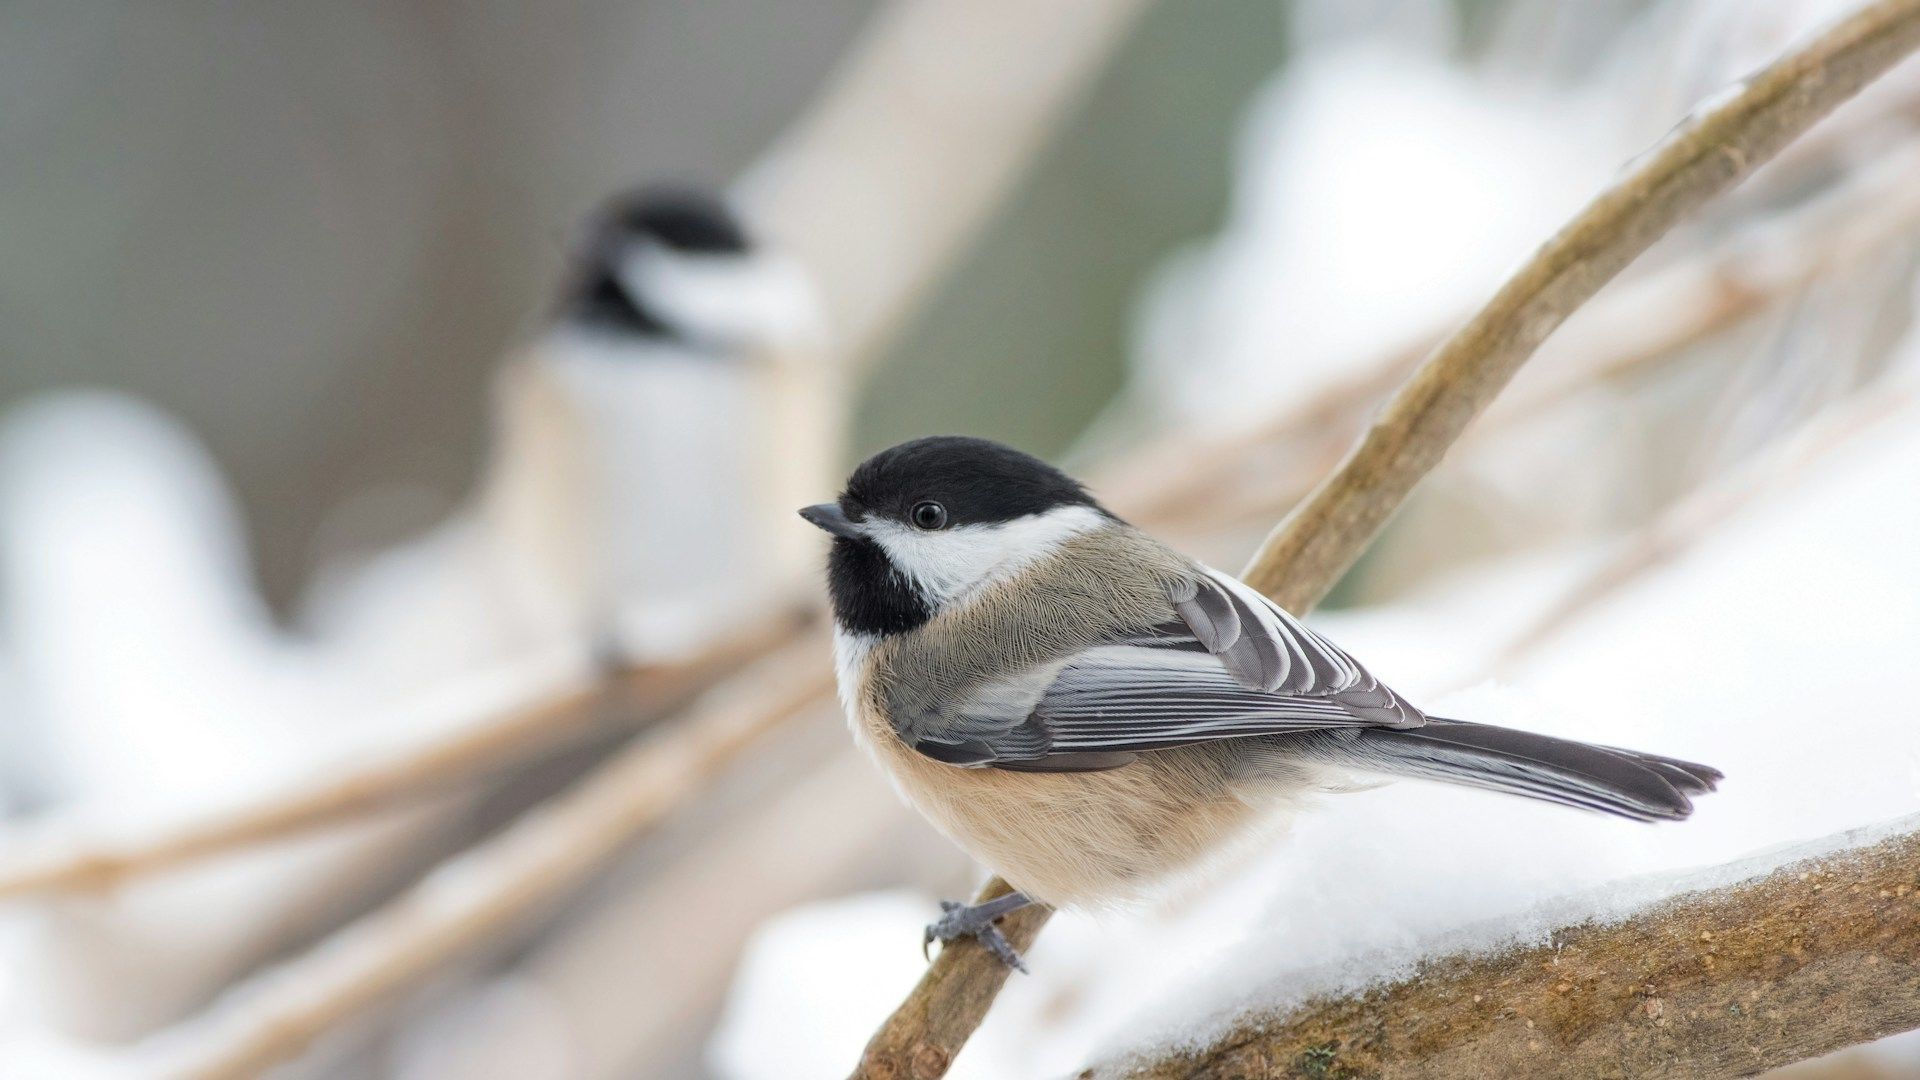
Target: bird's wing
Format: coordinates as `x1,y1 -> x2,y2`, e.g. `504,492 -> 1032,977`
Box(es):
905,568 -> 1424,771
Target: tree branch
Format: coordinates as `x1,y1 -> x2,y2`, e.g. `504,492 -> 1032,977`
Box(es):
157,638 -> 835,1080
0,617 -> 801,900
1485,383 -> 1917,673
851,4 -> 1920,1077
1112,128 -> 1920,544
1086,813 -> 1920,1078
1238,0 -> 1920,610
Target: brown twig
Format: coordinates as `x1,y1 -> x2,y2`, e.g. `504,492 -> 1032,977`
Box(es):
159,637 -> 836,1080
0,617 -> 803,901
1086,813 -> 1920,1078
850,4 -> 1920,1077
1238,0 -> 1920,608
1112,129 -> 1920,544
1487,383 -> 1917,672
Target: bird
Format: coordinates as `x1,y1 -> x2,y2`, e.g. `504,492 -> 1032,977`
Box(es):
306,185 -> 834,689
799,435 -> 1721,969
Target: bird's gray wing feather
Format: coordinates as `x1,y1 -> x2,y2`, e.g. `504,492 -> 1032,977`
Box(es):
910,568 -> 1422,770
1169,570 -> 1422,725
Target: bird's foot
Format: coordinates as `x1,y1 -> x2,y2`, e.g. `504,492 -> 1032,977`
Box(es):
922,895 -> 1031,973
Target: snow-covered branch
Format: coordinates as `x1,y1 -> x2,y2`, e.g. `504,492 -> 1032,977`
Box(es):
1086,813 -> 1920,1078
850,4 -> 1920,1077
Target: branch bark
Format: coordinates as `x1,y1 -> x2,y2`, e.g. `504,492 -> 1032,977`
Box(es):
1086,814 -> 1920,1079
851,3 -> 1920,1077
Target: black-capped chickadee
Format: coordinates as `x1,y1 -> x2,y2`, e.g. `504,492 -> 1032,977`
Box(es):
801,436 -> 1720,970
315,187 -> 833,680
515,186 -> 835,657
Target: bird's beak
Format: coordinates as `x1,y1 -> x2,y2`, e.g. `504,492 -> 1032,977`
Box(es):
799,503 -> 863,539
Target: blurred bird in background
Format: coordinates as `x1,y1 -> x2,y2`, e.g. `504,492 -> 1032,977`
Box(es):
305,186 -> 834,693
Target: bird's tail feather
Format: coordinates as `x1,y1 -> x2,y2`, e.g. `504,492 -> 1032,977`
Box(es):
1310,717 -> 1721,822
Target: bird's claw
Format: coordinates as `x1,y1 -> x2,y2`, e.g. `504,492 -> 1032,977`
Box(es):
922,898 -> 1029,973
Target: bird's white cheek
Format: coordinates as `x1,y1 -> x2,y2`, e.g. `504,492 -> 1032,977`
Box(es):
865,506 -> 1109,608
617,243 -> 820,349
867,528 -> 994,606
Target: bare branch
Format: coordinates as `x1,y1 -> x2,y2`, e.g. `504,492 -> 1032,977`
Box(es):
1111,129 -> 1920,543
157,638 -> 835,1080
1086,814 -> 1920,1079
1486,383 -> 1917,671
0,618 -> 801,900
1238,0 -> 1920,610
850,5 -> 1920,1077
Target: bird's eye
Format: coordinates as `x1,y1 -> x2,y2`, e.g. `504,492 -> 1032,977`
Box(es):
910,501 -> 948,530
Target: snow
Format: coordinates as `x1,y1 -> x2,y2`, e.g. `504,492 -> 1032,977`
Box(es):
0,392 -> 321,807
0,393 -> 508,1046
1097,809 -> 1920,1072
706,892 -> 943,1079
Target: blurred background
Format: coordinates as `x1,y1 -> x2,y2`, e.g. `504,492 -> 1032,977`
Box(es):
1,0 -> 1917,1077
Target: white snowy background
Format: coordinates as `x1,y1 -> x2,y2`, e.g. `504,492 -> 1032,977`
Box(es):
1,0 -> 1917,1077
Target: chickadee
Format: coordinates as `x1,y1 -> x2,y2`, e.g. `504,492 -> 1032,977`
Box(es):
483,185 -> 835,659
801,436 -> 1720,969
308,186 -> 833,686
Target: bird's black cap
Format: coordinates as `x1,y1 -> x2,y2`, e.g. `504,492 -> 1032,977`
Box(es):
599,186 -> 751,254
813,437 -> 1112,637
839,436 -> 1107,529
561,185 -> 752,338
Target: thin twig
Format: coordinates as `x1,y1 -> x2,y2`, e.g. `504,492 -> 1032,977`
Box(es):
1238,0 -> 1920,609
156,637 -> 836,1080
1487,383 -> 1917,672
1113,129 -> 1920,541
1086,813 -> 1920,1078
0,617 -> 802,900
851,5 -> 1920,1077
